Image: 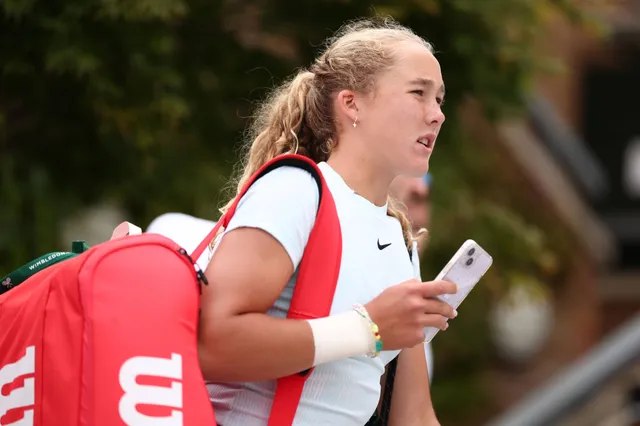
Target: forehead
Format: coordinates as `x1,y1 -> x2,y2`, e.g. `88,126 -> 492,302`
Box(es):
378,41 -> 443,90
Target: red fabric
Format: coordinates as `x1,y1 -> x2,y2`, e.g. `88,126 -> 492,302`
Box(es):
265,156 -> 342,426
0,154 -> 341,426
0,235 -> 214,426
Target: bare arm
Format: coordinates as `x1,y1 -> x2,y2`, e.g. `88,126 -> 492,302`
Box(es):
388,345 -> 440,426
198,227 -> 315,382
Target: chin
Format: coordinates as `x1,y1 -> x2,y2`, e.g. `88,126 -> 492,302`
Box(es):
402,159 -> 430,177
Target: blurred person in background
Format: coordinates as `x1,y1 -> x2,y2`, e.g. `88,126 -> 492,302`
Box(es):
389,173 -> 432,250
389,173 -> 434,381
151,18 -> 455,426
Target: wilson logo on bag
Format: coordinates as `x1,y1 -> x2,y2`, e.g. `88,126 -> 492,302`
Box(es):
118,354 -> 184,425
0,346 -> 36,426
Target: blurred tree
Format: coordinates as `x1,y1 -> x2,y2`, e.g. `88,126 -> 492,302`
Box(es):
0,0 -> 606,422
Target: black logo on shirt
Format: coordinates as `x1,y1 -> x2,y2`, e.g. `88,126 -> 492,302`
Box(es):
377,239 -> 392,250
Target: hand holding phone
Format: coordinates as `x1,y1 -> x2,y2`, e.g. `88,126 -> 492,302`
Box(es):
423,239 -> 493,343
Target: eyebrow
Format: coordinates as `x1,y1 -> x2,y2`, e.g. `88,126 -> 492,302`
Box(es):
409,77 -> 446,96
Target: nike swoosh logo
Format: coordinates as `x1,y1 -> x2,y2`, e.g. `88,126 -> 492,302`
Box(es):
377,239 -> 392,250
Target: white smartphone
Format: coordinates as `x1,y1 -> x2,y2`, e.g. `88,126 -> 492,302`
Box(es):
423,239 -> 493,343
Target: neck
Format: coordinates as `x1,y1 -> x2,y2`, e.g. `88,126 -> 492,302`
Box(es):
327,144 -> 393,207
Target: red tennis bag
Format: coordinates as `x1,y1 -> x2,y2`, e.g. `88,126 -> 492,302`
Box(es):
0,154 -> 341,426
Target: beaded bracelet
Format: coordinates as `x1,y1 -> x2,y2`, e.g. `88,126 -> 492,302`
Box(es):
353,304 -> 383,358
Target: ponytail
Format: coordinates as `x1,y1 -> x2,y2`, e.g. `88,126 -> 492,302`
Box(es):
220,71 -> 316,215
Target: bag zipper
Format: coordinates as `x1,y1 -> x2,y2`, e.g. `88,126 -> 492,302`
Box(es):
177,248 -> 209,293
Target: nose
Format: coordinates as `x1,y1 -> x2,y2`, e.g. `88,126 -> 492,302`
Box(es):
425,102 -> 445,126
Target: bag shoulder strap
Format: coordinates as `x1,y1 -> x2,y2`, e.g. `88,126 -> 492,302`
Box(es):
190,154 -> 331,262
379,356 -> 398,425
190,154 -> 342,426
267,156 -> 342,426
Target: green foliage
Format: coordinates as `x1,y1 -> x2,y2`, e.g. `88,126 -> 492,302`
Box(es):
1,0 -> 604,422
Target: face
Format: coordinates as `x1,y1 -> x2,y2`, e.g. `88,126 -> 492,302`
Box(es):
389,175 -> 431,233
357,41 -> 445,177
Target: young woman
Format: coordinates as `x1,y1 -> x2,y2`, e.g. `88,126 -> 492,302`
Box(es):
199,18 -> 456,426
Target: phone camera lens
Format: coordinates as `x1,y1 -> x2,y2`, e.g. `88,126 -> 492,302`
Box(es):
466,258 -> 474,266
468,248 -> 476,256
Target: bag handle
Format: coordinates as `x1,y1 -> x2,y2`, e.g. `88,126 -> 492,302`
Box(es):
1,220 -> 144,296
0,241 -> 89,295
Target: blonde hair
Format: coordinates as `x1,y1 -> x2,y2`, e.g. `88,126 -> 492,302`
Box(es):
220,17 -> 434,249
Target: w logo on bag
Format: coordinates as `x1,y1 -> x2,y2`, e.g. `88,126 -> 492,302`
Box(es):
118,353 -> 184,425
0,346 -> 35,426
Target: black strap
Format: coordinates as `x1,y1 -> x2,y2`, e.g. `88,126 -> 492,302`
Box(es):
380,357 -> 398,424
364,357 -> 397,426
378,246 -> 414,420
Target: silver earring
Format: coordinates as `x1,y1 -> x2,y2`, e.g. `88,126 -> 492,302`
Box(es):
353,117 -> 358,128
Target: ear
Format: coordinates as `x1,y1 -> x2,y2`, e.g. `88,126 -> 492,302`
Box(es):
336,89 -> 359,123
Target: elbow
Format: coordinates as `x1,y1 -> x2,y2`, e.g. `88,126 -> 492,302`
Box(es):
198,328 -> 227,382
197,318 -> 239,382
198,341 -> 220,382
199,353 -> 227,382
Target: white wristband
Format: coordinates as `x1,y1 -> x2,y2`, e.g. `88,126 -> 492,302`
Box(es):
306,310 -> 375,366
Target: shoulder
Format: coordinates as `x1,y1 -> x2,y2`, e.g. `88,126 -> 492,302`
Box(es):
225,165 -> 322,269
234,165 -> 321,221
241,165 -> 320,207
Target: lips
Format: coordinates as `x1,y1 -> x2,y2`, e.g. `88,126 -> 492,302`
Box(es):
417,133 -> 436,149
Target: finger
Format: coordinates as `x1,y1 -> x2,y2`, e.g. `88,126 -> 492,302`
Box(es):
423,298 -> 456,319
419,280 -> 457,298
420,314 -> 449,331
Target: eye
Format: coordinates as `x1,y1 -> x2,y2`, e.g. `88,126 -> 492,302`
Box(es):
436,97 -> 445,106
411,89 -> 424,96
